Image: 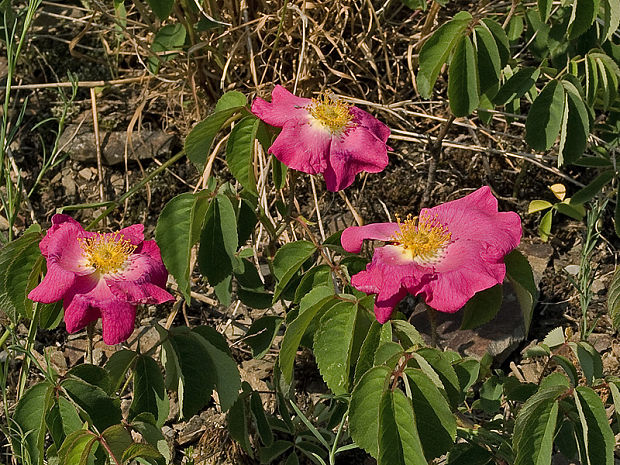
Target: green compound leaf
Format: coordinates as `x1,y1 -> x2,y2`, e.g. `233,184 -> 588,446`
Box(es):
481,18 -> 510,67
505,249 -> 538,331
525,80 -> 565,151
57,430 -> 97,465
607,266 -> 620,330
416,11 -> 472,99
129,355 -> 169,428
354,320 -> 383,385
349,366 -> 391,458
156,191 -> 210,302
100,424 -> 133,463
404,368 -> 457,460
573,386 -> 615,465
538,0 -> 553,22
226,116 -> 259,194
378,389 -> 426,465
601,0 -> 620,43
448,35 -> 479,117
272,240 -> 317,302
199,194 -> 239,306
105,349 -> 139,393
12,381 -> 54,465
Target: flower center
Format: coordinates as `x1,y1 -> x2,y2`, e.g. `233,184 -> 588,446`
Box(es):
307,92 -> 354,134
79,232 -> 136,274
391,213 -> 452,264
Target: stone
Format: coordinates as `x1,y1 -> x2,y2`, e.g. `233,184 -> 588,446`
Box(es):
409,242 -> 553,362
59,124 -> 175,166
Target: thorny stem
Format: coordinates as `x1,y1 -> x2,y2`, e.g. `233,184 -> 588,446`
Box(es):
421,115 -> 456,207
391,352 -> 415,391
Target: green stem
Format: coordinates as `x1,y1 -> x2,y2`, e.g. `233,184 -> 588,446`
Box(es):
86,149 -> 186,230
425,304 -> 439,348
329,407 -> 349,465
0,326 -> 12,349
17,304 -> 40,399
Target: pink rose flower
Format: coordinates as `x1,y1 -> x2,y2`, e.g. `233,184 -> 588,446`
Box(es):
341,187 -> 522,323
28,214 -> 174,345
251,85 -> 391,191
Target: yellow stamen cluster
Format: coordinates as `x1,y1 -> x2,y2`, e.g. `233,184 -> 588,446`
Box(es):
391,213 -> 452,264
79,232 -> 136,274
307,92 -> 354,134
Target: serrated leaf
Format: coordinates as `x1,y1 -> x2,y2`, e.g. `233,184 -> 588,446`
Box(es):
105,349 -> 138,393
559,80 -> 590,165
568,0 -> 599,39
12,381 -> 53,465
293,264 -> 332,303
494,67 -> 540,106
601,0 -> 620,43
528,200 -> 553,213
61,378 -> 121,431
279,287 -> 336,383
573,386 -> 615,465
552,355 -> 579,386
199,194 -> 238,305
378,390 -> 426,465
452,358 -> 480,394
570,170 -> 614,204
250,391 -> 273,447
514,399 -> 559,465
272,240 -> 317,301
226,116 -> 259,194
313,301 -> 359,395
131,413 -> 170,462
122,443 -> 163,464
391,319 -> 424,349
146,0 -> 173,20
481,19 -> 510,67
526,80 -> 565,151
405,368 -> 457,460
607,267 -> 620,330
572,342 -> 603,385
215,91 -> 247,112
191,326 -> 241,412
448,35 -> 479,117
354,320 -> 382,385
474,24 -> 501,95
349,366 -> 391,458
67,364 -> 111,394
460,284 -> 503,329
446,442 -> 494,465
543,326 -> 565,348
185,107 -> 243,168
415,347 -> 461,407
148,23 -> 186,74
57,430 -> 97,465
156,191 -> 210,301
538,209 -> 553,242
538,0 -> 552,22
163,328 -> 215,418
244,315 -> 283,359
416,12 -> 472,98
505,249 -> 538,331
227,396 -> 252,456
101,424 -> 132,463
129,355 -> 169,427
259,440 -> 293,464
235,258 -> 272,309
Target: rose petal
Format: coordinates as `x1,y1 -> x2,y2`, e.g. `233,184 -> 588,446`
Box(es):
268,120 -> 331,174
350,107 -> 391,143
341,222 -> 399,253
118,224 -> 145,244
323,126 -> 389,191
99,299 -> 137,345
251,85 -> 311,127
28,263 -> 76,303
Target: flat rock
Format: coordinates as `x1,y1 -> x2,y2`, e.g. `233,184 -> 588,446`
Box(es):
59,124 -> 174,165
409,242 -> 553,362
